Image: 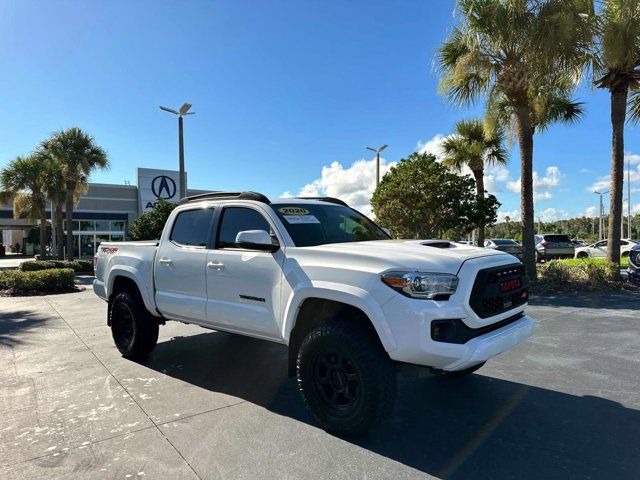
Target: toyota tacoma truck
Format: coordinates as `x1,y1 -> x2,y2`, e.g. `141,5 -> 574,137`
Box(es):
93,191 -> 535,434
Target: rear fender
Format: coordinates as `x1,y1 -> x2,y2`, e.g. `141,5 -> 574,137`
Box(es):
106,267 -> 156,314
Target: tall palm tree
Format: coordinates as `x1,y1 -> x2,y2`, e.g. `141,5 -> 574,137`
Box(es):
0,155 -> 48,254
594,0 -> 640,264
437,0 -> 593,276
37,144 -> 67,260
47,128 -> 109,260
441,119 -> 508,246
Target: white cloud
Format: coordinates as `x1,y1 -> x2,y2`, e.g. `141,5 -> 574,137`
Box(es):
579,206 -> 598,218
497,209 -> 520,222
539,207 -> 569,222
416,134 -> 446,158
507,166 -> 563,201
587,152 -> 640,192
627,153 -> 640,165
579,168 -> 590,173
282,158 -> 396,217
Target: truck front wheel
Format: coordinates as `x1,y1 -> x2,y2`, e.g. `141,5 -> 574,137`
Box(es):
110,292 -> 159,360
296,321 -> 396,435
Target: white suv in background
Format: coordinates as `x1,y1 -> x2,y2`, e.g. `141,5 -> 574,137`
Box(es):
574,239 -> 639,259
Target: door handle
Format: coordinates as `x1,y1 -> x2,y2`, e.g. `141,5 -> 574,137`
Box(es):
158,258 -> 173,265
207,261 -> 224,270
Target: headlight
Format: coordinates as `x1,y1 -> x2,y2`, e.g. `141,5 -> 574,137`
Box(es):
381,271 -> 459,300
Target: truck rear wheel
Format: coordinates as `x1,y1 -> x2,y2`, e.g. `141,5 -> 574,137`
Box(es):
110,292 -> 158,360
296,321 -> 396,435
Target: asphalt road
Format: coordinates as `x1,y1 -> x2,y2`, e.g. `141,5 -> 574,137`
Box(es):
1,278 -> 638,479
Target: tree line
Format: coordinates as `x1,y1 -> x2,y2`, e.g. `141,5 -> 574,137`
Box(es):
0,128 -> 109,260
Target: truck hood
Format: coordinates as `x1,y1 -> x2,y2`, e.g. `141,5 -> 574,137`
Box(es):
291,239 -> 512,275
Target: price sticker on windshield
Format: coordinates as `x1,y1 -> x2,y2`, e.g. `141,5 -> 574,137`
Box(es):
284,215 -> 320,224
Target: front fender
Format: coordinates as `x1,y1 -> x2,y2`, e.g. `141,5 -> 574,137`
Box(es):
106,266 -> 156,314
281,281 -> 397,352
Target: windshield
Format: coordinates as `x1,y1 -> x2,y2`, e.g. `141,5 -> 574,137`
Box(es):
272,203 -> 390,247
493,239 -> 519,246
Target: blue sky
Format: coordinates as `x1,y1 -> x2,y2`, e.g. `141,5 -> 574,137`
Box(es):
1,0 -> 639,220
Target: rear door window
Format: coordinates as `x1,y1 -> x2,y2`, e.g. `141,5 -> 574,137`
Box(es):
170,208 -> 215,247
543,235 -> 572,243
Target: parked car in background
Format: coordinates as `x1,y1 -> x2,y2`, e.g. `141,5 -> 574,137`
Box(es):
574,239 -> 639,259
484,238 -> 524,260
571,239 -> 587,247
628,243 -> 640,284
534,234 -> 575,262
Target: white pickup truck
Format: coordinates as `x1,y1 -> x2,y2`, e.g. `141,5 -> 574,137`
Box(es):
93,192 -> 535,434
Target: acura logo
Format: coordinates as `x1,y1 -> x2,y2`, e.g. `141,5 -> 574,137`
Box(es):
151,175 -> 177,199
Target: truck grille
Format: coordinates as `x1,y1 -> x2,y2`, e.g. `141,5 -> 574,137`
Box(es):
470,264 -> 529,319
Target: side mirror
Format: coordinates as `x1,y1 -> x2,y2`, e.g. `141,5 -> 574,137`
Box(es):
235,230 -> 279,252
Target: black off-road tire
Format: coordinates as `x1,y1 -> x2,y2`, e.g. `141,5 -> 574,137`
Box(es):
110,292 -> 159,360
443,361 -> 486,377
296,321 -> 396,435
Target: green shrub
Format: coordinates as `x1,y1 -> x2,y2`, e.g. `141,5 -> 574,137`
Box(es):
535,258 -> 619,292
20,260 -> 93,273
0,268 -> 76,293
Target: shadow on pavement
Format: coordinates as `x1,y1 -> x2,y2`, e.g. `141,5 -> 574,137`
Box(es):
529,290 -> 640,309
143,330 -> 640,480
0,310 -> 51,346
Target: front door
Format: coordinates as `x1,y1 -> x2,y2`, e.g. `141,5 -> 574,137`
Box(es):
155,207 -> 215,322
205,206 -> 284,339
592,240 -> 607,258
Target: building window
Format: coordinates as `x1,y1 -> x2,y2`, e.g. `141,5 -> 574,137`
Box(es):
95,220 -> 110,232
63,218 -> 128,258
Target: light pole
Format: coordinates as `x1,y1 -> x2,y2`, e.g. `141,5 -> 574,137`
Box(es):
160,103 -> 195,199
365,144 -> 388,186
627,157 -> 632,239
594,190 -> 609,241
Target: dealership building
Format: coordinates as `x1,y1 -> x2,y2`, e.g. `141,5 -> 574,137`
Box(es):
0,168 -> 207,258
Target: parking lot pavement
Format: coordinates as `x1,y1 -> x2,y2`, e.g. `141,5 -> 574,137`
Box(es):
1,286 -> 639,480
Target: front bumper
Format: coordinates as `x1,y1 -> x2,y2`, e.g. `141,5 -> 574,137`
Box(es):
381,292 -> 536,371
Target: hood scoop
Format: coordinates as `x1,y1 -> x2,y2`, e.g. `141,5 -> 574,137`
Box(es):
418,240 -> 454,249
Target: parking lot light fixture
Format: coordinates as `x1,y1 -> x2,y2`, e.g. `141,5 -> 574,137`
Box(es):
160,103 -> 196,199
366,144 -> 388,186
594,190 -> 609,241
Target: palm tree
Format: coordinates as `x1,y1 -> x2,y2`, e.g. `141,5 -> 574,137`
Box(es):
594,0 -> 640,264
0,155 -> 48,254
47,128 -> 109,260
437,0 -> 593,276
441,119 -> 508,246
37,144 -> 67,260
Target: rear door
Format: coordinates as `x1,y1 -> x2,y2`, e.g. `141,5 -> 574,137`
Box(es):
205,206 -> 284,339
155,207 -> 215,322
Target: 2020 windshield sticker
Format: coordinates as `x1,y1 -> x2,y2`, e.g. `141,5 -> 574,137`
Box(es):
278,207 -> 309,215
283,215 -> 321,224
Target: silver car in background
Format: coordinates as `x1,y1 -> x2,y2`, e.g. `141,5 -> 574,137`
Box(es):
534,234 -> 575,262
484,238 -> 524,260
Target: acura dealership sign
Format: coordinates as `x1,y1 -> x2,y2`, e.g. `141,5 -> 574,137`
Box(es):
137,168 -> 185,214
